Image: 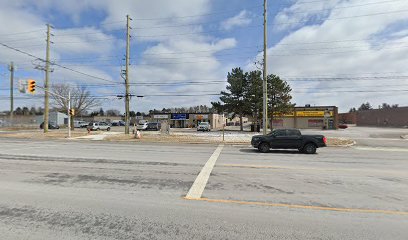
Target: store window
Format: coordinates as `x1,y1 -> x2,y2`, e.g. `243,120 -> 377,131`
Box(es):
308,119 -> 324,127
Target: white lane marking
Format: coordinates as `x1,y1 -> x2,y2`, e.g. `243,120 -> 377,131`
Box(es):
186,144 -> 224,199
354,146 -> 408,152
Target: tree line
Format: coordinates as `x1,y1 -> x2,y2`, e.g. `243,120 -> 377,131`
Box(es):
1,106 -> 44,116
349,102 -> 399,112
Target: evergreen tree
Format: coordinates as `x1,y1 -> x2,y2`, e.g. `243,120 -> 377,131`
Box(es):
267,74 -> 295,125
212,67 -> 248,131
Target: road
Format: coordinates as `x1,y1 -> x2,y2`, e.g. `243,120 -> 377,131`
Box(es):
0,138 -> 407,239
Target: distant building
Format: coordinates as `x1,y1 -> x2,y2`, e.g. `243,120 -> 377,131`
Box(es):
147,113 -> 225,130
340,107 -> 408,127
36,111 -> 68,126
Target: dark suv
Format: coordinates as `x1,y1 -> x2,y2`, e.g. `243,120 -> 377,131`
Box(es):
146,122 -> 161,131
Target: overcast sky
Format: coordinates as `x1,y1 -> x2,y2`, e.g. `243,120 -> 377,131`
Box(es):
0,0 -> 407,114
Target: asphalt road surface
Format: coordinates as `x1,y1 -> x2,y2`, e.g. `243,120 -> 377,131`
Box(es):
0,138 -> 407,240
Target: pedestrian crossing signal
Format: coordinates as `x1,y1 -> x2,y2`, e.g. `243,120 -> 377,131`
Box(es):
27,79 -> 36,94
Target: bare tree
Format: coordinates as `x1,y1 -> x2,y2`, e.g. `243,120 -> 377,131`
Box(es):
51,84 -> 100,130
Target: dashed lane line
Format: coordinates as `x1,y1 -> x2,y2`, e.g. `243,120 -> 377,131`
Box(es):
184,198 -> 408,216
185,144 -> 224,199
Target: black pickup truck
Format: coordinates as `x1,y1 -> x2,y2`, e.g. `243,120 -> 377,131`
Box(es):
251,129 -> 327,154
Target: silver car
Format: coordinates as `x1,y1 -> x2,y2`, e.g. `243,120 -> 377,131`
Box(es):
136,122 -> 148,130
87,122 -> 111,131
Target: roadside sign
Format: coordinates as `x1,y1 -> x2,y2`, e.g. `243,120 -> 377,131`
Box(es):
153,114 -> 168,119
171,113 -> 188,120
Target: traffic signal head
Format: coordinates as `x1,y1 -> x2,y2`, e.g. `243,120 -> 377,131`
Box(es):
69,108 -> 75,116
27,79 -> 36,94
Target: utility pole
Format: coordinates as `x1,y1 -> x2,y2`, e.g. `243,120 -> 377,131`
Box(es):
9,62 -> 14,125
68,91 -> 71,138
44,24 -> 52,133
125,15 -> 132,134
262,0 -> 268,135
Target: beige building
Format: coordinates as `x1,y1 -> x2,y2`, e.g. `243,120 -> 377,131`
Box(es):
272,106 -> 338,130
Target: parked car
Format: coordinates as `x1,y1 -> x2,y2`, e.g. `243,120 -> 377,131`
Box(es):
338,124 -> 348,129
111,120 -> 125,126
40,122 -> 60,129
197,122 -> 211,131
251,129 -> 327,154
146,122 -> 161,131
80,122 -> 89,128
74,120 -> 87,128
87,122 -> 111,131
136,122 -> 148,130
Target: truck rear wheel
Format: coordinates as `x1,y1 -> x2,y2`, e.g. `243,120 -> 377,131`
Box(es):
303,143 -> 317,154
258,142 -> 270,153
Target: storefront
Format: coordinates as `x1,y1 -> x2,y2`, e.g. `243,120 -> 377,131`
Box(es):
273,106 -> 338,130
170,113 -> 189,128
192,114 -> 209,127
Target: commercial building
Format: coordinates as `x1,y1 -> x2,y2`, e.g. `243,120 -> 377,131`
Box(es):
149,113 -> 225,130
272,106 -> 339,130
339,106 -> 408,127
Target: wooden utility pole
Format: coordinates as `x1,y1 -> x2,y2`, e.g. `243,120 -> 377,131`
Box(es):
125,15 -> 132,134
44,24 -> 52,133
262,0 -> 268,135
9,62 -> 14,124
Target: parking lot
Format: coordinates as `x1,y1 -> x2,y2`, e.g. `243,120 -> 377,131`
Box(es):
0,134 -> 407,239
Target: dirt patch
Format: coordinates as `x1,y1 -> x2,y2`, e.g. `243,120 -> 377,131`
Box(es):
326,137 -> 355,146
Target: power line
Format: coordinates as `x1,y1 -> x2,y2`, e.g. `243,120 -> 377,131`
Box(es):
133,9 -> 408,38
130,5 -> 263,21
275,9 -> 408,27
282,0 -> 405,15
0,29 -> 44,37
0,41 -> 120,85
53,28 -> 126,37
53,37 -> 118,44
100,20 -> 127,26
293,89 -> 408,93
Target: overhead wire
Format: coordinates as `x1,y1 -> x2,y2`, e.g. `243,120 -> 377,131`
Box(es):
0,41 -> 121,85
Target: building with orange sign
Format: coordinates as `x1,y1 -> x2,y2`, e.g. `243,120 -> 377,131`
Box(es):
273,105 -> 338,129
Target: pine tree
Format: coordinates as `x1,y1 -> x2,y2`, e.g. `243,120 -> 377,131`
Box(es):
212,67 -> 248,131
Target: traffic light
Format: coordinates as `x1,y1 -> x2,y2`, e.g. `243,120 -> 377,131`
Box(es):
69,108 -> 75,116
27,79 -> 36,94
